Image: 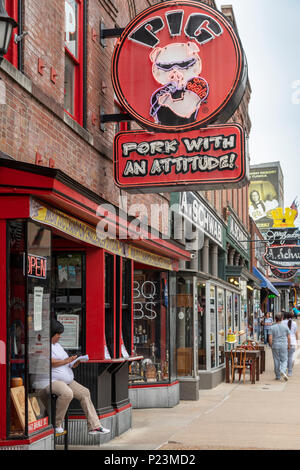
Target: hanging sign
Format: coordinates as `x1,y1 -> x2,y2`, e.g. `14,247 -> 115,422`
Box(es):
263,212 -> 300,275
112,0 -> 247,133
114,124 -> 246,193
264,245 -> 300,270
269,267 -> 297,280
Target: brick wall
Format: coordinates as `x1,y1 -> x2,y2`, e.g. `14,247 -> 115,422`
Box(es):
0,0 -> 250,237
0,0 -> 170,235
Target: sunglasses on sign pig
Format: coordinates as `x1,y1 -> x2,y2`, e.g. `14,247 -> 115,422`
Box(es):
155,58 -> 197,71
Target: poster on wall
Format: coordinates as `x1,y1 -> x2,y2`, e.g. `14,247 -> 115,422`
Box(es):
249,166 -> 282,230
57,314 -> 80,349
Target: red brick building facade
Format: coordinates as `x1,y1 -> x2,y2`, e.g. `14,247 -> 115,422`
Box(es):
0,0 -> 256,448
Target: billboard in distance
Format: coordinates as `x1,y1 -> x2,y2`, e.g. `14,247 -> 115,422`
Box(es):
249,164 -> 283,230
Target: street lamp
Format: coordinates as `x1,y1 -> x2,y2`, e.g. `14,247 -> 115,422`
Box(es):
0,0 -> 18,65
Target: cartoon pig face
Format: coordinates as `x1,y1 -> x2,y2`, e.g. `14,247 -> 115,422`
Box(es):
150,42 -> 202,90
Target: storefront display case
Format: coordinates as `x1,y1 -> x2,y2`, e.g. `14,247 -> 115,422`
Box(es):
130,266 -> 170,385
6,220 -> 53,443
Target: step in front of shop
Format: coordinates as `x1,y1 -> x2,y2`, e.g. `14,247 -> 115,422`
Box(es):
56,406 -> 132,446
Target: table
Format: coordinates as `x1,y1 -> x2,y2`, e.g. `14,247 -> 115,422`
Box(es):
225,350 -> 260,384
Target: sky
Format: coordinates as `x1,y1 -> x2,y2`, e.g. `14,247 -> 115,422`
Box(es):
216,0 -> 300,221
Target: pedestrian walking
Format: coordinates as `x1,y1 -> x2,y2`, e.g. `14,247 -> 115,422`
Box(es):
269,313 -> 291,381
292,305 -> 300,319
282,312 -> 298,376
263,312 -> 273,345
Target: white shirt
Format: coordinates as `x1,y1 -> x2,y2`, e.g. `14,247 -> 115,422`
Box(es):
51,342 -> 74,384
282,319 -> 298,347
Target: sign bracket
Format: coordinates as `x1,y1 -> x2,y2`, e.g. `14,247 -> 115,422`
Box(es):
100,21 -> 124,47
100,108 -> 135,131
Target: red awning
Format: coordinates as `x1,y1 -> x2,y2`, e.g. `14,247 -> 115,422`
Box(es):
0,158 -> 190,263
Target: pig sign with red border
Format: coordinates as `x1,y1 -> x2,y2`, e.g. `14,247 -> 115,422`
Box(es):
112,0 -> 247,132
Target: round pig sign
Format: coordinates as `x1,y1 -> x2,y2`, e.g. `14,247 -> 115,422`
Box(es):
112,0 -> 247,133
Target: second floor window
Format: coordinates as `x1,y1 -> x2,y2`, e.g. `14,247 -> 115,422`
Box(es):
5,0 -> 19,68
64,0 -> 83,125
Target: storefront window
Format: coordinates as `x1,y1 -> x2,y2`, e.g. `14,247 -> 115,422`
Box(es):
8,221 -> 51,437
234,293 -> 239,332
121,259 -> 132,358
240,279 -> 247,337
226,291 -> 232,350
217,288 -> 225,366
105,253 -> 114,358
210,286 -> 216,368
130,269 -> 169,384
197,282 -> 206,370
253,289 -> 261,341
52,252 -> 85,355
176,277 -> 194,377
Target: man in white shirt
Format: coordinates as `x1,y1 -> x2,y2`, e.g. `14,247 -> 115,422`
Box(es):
41,319 -> 110,436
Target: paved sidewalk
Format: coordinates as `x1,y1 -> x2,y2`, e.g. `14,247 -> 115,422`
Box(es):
66,344 -> 300,451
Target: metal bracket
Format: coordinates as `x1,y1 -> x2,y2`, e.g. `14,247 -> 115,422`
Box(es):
100,21 -> 124,47
100,109 -> 134,131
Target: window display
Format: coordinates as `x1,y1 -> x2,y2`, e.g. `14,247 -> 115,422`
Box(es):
240,279 -> 247,337
8,221 -> 51,437
210,286 -> 216,368
217,288 -> 225,366
130,269 -> 169,383
52,252 -> 85,354
226,291 -> 233,351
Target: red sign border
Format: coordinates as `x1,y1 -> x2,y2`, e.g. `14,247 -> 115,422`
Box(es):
113,123 -> 246,193
112,0 -> 247,133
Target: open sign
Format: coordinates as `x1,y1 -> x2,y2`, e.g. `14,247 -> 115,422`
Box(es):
27,254 -> 47,279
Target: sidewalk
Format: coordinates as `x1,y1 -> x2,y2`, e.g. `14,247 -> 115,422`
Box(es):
66,345 -> 300,451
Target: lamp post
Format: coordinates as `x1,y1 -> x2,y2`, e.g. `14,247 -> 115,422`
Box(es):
0,0 -> 18,65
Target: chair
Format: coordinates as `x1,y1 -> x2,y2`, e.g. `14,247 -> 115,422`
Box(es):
230,348 -> 249,384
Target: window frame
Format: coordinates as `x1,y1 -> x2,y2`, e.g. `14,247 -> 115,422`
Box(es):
64,0 -> 84,126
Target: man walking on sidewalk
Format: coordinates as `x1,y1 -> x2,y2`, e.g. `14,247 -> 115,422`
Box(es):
269,313 -> 291,381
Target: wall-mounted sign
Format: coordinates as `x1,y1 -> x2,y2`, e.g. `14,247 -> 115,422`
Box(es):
228,212 -> 249,255
179,191 -> 223,247
114,124 -> 246,193
112,0 -> 247,133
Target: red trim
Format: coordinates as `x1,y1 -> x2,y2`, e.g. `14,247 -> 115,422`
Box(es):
0,221 -> 6,440
130,259 -> 134,355
5,0 -> 18,68
64,0 -> 84,126
69,403 -> 132,421
119,256 -> 123,357
86,248 -> 105,359
0,165 -> 190,261
129,380 -> 179,389
113,254 -> 116,358
0,428 -> 54,447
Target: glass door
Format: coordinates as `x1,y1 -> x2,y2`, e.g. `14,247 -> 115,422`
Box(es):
217,288 -> 225,366
209,285 -> 216,369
